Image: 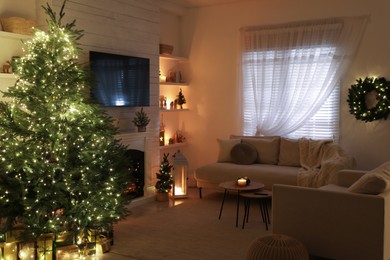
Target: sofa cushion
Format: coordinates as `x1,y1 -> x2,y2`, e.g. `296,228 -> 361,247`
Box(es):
230,143 -> 257,165
347,161 -> 390,195
217,138 -> 241,162
242,137 -> 280,165
195,162 -> 299,190
278,138 -> 301,167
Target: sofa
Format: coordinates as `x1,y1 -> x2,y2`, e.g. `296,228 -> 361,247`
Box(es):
194,135 -> 354,198
272,163 -> 390,260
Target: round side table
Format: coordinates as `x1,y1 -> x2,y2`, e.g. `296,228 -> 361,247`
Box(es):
240,190 -> 272,230
218,181 -> 264,227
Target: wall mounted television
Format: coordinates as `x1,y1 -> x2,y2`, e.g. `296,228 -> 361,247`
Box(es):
89,51 -> 150,107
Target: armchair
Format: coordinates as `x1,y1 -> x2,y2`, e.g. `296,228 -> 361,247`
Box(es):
272,169 -> 390,260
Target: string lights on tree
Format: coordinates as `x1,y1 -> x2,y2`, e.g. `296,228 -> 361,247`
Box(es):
0,0 -> 133,243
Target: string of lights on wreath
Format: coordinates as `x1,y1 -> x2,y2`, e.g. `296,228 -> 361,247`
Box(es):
347,76 -> 390,122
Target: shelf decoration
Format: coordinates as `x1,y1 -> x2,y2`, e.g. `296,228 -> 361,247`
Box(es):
177,88 -> 187,109
2,60 -> 11,73
160,114 -> 165,146
347,77 -> 390,122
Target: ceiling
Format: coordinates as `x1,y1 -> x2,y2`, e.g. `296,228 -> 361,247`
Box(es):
165,0 -> 251,8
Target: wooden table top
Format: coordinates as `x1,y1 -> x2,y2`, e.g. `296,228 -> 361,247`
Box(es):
219,180 -> 265,191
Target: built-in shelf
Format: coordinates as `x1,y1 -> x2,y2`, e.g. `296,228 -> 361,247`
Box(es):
160,108 -> 189,112
0,73 -> 16,79
160,82 -> 189,86
159,54 -> 188,62
0,31 -> 31,40
160,142 -> 187,150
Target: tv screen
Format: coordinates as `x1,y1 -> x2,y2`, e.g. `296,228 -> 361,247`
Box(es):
89,51 -> 150,107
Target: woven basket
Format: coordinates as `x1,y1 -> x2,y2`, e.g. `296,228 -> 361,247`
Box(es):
1,17 -> 36,35
159,44 -> 174,55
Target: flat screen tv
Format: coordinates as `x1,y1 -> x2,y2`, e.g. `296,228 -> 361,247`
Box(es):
89,51 -> 150,107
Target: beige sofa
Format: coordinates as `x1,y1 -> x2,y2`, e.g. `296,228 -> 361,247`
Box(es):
273,164 -> 390,260
194,135 -> 354,198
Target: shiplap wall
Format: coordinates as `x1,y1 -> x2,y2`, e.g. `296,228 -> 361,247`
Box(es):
0,0 -> 161,194
51,0 -> 161,192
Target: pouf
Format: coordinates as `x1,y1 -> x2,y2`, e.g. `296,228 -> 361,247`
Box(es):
246,234 -> 309,260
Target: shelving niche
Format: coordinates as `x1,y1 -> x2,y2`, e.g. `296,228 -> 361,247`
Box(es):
159,55 -> 189,150
0,31 -> 31,102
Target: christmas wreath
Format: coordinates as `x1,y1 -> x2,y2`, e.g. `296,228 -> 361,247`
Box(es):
347,77 -> 390,122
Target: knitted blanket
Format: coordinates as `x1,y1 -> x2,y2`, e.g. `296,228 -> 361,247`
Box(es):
297,138 -> 355,187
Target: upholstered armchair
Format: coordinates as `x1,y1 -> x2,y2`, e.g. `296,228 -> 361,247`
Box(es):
272,165 -> 390,260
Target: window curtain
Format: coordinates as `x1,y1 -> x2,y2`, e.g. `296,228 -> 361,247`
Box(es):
240,16 -> 368,137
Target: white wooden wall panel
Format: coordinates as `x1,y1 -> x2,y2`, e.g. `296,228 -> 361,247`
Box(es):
51,0 -> 161,194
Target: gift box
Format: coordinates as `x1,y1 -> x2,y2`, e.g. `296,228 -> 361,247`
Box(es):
78,241 -> 96,257
18,242 -> 35,259
4,228 -> 24,243
56,231 -> 75,247
96,235 -> 111,254
37,233 -> 55,260
3,242 -> 17,260
56,244 -> 80,260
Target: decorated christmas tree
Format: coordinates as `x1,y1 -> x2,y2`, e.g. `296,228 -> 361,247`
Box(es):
155,153 -> 173,193
0,1 -> 132,240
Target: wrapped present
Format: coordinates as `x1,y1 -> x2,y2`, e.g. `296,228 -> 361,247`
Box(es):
56,244 -> 80,260
96,235 -> 111,254
78,241 -> 96,257
5,228 -> 24,243
3,242 -> 17,260
37,233 -> 55,260
56,231 -> 75,247
0,233 -> 5,243
18,242 -> 35,259
87,229 -> 99,242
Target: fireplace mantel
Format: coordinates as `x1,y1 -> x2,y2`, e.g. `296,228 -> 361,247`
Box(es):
116,131 -> 147,151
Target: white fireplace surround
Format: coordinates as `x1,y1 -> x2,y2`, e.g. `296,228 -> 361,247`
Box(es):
116,131 -> 156,207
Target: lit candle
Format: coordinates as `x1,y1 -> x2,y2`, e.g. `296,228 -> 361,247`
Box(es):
237,178 -> 247,186
159,75 -> 166,82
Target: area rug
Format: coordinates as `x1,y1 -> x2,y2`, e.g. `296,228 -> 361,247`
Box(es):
101,188 -> 272,260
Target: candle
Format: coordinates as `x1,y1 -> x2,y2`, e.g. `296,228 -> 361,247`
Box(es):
159,75 -> 166,82
237,178 -> 247,186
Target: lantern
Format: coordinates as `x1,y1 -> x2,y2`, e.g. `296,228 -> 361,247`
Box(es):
159,114 -> 165,146
172,150 -> 188,199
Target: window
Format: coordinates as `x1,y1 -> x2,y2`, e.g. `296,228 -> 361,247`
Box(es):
240,17 -> 367,140
242,46 -> 340,140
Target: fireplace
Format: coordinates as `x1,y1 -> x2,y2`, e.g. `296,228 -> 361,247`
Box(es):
124,149 -> 144,198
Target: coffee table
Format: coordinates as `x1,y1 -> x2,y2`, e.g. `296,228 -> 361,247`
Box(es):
240,190 -> 272,230
218,181 -> 264,227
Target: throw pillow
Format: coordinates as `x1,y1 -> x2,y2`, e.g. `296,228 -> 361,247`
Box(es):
217,138 -> 241,162
230,143 -> 258,165
278,138 -> 301,167
242,137 -> 280,165
347,161 -> 390,195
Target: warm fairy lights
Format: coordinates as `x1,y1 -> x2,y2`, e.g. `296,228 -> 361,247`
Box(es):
0,2 -> 132,258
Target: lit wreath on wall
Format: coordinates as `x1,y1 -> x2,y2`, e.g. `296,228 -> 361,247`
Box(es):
347,77 -> 390,122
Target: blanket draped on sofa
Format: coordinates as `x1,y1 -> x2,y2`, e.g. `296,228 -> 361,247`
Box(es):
297,139 -> 355,187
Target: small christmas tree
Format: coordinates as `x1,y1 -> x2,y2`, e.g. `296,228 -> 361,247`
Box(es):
155,153 -> 173,193
0,1 -> 132,239
132,107 -> 151,132
177,88 -> 186,109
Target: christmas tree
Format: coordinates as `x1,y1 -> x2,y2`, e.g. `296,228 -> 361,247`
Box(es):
155,154 -> 173,193
0,1 -> 132,240
177,88 -> 186,109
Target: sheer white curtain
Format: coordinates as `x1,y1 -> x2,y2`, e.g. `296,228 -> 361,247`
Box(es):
240,17 -> 368,138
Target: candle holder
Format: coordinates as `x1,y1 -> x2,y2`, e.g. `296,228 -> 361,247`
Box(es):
237,177 -> 251,186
